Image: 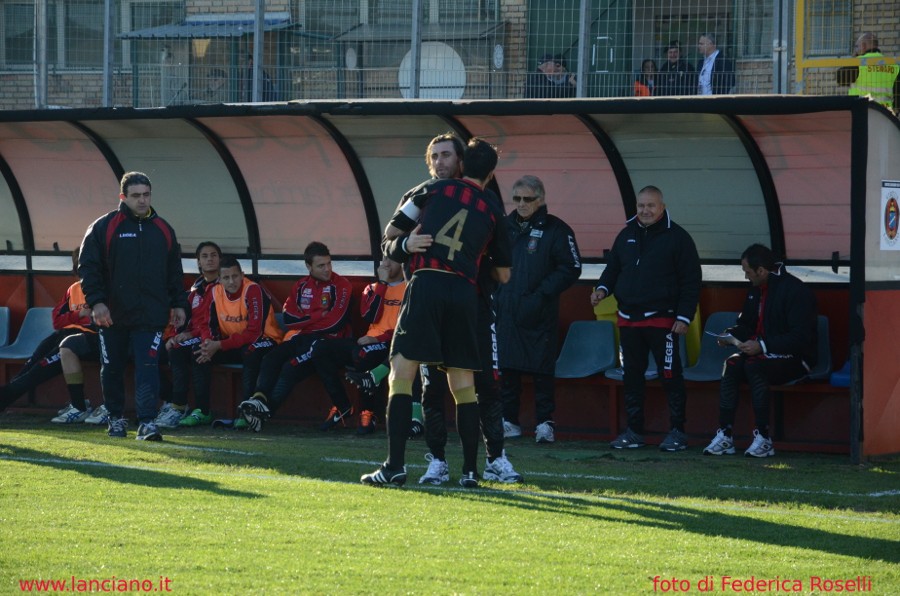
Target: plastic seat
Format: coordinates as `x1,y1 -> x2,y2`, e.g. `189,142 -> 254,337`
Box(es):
683,311 -> 740,382
604,334 -> 687,381
554,320 -> 617,378
0,306 -> 9,347
829,359 -> 850,388
0,307 -> 55,359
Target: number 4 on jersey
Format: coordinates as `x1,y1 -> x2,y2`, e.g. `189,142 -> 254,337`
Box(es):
434,209 -> 468,261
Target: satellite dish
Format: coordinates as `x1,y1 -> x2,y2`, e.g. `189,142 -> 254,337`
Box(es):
398,42 -> 466,99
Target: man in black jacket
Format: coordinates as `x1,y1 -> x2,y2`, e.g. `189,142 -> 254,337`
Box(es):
79,171 -> 187,441
657,41 -> 696,96
703,244 -> 818,458
496,175 -> 581,444
697,33 -> 735,95
590,185 -> 701,451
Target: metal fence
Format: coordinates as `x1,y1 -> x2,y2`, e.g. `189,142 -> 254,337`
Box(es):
0,0 -> 892,110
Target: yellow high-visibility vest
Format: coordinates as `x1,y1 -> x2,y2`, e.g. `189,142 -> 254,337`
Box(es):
849,52 -> 899,109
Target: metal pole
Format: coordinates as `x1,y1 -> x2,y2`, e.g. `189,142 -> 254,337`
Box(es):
576,0 -> 589,98
33,0 -> 47,108
409,0 -> 423,98
102,0 -> 114,106
252,0 -> 265,102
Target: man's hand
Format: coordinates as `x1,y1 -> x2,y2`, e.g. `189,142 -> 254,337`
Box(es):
170,307 -> 186,329
589,289 -> 607,307
92,303 -> 112,327
357,336 -> 378,346
376,259 -> 391,282
196,339 -> 221,363
672,320 -> 689,335
404,224 -> 433,253
166,332 -> 190,350
737,339 -> 763,356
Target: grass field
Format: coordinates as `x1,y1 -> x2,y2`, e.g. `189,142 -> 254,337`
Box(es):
1,413 -> 898,595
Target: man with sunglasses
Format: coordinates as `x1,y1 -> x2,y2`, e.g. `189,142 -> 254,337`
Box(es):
495,176 -> 582,444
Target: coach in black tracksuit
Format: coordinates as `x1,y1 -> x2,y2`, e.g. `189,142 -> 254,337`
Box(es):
79,171 -> 187,439
495,175 -> 581,444
591,185 -> 701,451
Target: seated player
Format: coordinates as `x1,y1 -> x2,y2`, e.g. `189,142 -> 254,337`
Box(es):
0,248 -> 102,423
312,257 -> 406,434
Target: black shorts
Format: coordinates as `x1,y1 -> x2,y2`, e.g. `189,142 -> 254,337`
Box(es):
391,269 -> 479,370
58,332 -> 101,361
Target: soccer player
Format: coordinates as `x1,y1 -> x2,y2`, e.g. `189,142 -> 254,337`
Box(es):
361,138 -> 512,488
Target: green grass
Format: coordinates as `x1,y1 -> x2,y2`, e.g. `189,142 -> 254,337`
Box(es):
1,413 -> 898,594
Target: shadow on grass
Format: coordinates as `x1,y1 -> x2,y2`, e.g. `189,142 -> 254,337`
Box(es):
450,488 -> 900,564
0,443 -> 260,498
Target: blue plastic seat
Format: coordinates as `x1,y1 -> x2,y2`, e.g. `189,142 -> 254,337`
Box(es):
554,320 -> 617,378
0,307 -> 55,359
0,306 -> 10,347
683,311 -> 740,382
830,359 -> 850,388
604,334 -> 687,381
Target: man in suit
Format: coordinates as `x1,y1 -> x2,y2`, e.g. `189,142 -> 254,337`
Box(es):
697,33 -> 735,95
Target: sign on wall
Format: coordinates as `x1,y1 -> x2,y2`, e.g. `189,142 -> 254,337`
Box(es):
880,180 -> 900,250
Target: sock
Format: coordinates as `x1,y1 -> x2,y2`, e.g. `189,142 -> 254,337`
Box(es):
64,373 -> 87,411
252,391 -> 268,405
723,425 -> 733,437
386,393 -> 412,469
757,425 -> 770,439
371,364 -> 390,385
411,401 -> 423,423
456,402 -> 480,474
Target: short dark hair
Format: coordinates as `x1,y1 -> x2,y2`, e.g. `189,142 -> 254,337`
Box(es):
120,171 -> 151,195
741,243 -> 778,271
304,241 -> 330,264
219,255 -> 242,271
667,40 -> 681,50
425,132 -> 465,167
637,185 -> 663,200
195,241 -> 222,259
461,138 -> 498,181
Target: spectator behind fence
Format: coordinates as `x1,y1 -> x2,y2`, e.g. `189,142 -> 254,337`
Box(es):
697,33 -> 735,95
590,185 -> 701,452
702,244 -> 818,459
634,59 -> 658,96
836,32 -> 899,111
0,248 -> 103,424
496,175 -> 582,445
525,53 -> 577,98
198,68 -> 228,103
78,171 -> 188,441
245,55 -> 277,102
657,41 -> 696,96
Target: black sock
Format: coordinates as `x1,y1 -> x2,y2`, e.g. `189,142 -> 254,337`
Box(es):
456,402 -> 480,474
386,393 -> 412,469
67,383 -> 87,412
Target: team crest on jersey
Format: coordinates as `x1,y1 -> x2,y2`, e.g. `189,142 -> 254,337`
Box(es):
192,294 -> 202,308
300,287 -> 314,310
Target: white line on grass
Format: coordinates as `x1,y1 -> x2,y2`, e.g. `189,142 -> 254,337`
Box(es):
4,454 -> 896,525
719,484 -> 900,498
321,456 -> 628,481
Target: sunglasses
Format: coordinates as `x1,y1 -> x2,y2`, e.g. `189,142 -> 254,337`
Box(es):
512,195 -> 539,203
